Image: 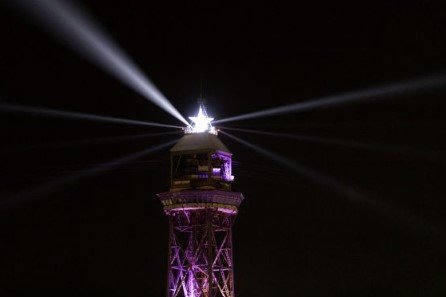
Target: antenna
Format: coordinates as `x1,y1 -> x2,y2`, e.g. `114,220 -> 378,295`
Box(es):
199,72 -> 204,99
198,72 -> 208,116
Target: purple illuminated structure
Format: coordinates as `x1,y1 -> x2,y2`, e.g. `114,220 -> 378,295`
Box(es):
157,106 -> 243,297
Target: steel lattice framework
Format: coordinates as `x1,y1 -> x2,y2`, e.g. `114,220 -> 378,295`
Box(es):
168,208 -> 235,297
158,191 -> 243,297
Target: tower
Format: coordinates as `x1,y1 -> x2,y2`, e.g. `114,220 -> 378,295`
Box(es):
157,104 -> 244,297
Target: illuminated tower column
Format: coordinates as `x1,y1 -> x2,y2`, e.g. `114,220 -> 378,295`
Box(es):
157,105 -> 243,297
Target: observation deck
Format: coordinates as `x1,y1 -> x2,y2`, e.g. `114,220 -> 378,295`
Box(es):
157,105 -> 243,214
157,190 -> 243,213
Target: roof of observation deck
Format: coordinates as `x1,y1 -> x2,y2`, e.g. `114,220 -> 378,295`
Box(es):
170,132 -> 231,155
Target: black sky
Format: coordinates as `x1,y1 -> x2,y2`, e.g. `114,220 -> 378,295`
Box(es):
1,1 -> 446,296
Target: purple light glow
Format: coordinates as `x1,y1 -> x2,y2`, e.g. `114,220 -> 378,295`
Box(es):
162,207 -> 237,297
212,152 -> 233,182
159,163 -> 243,297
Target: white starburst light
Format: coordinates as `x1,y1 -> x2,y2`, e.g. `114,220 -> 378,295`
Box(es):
186,105 -> 217,134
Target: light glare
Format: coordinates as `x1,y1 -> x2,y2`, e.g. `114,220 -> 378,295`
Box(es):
185,105 -> 217,134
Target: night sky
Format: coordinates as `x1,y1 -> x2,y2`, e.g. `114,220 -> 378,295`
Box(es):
1,1 -> 446,296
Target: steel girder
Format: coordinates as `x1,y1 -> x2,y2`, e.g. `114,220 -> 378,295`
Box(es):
166,207 -> 236,297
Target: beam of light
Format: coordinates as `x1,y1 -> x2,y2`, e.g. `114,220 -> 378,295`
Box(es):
4,0 -> 189,125
0,102 -> 183,129
219,130 -> 439,236
214,73 -> 446,124
0,139 -> 178,210
225,122 -> 446,129
0,131 -> 181,155
219,127 -> 445,160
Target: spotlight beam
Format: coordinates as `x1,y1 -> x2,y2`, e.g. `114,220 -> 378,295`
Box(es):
0,131 -> 181,155
5,0 -> 188,125
0,139 -> 178,210
220,127 -> 445,160
0,103 -> 182,129
214,74 -> 446,124
219,130 -> 438,236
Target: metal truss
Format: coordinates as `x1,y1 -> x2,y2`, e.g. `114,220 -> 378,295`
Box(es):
166,208 -> 236,297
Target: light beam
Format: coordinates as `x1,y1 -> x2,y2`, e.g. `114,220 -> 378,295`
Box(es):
220,127 -> 445,160
219,130 -> 438,236
0,139 -> 178,210
4,0 -> 188,125
0,103 -> 182,129
214,74 -> 446,124
0,131 -> 181,155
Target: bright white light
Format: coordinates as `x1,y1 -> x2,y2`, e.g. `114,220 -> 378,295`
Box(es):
186,106 -> 217,134
189,107 -> 213,132
6,0 -> 189,125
